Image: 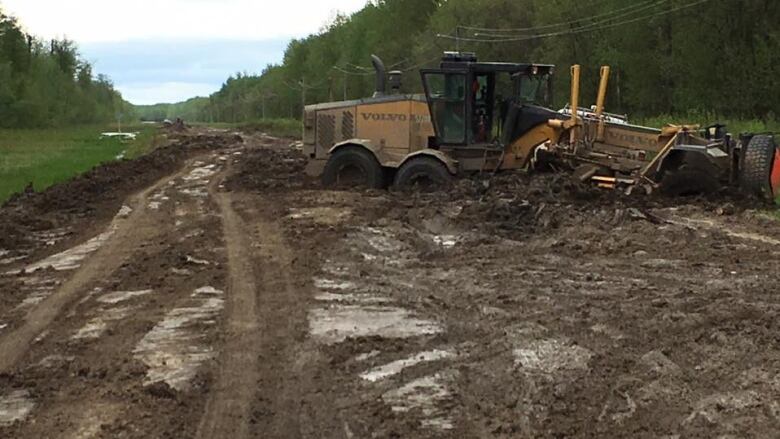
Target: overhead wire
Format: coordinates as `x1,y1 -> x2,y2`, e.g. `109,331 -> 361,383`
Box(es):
458,0 -> 665,34
438,0 -> 711,44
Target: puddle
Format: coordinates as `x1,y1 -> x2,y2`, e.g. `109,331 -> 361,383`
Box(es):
432,235 -> 459,248
72,290 -> 154,340
37,354 -> 75,369
361,350 -> 455,382
309,305 -> 441,345
315,292 -> 392,304
363,228 -> 404,254
355,350 -> 381,362
7,228 -> 116,275
288,207 -> 352,225
16,277 -> 60,308
72,307 -> 132,340
182,165 -> 218,182
98,289 -> 153,305
0,323 -> 7,332
513,339 -> 593,373
32,228 -> 70,246
180,187 -> 208,198
0,390 -> 35,426
133,286 -> 224,390
314,278 -> 357,291
117,205 -> 133,218
185,255 -> 211,266
382,372 -> 456,431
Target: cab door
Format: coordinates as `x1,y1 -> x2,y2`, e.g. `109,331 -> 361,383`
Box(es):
421,70 -> 468,146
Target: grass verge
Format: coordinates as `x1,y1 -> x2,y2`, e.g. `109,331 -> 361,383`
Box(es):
0,124 -> 160,203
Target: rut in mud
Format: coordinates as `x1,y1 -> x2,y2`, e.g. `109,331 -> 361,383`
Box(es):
0,127 -> 779,438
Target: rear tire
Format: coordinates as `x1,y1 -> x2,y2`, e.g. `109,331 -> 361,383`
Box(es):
393,156 -> 453,190
741,135 -> 776,201
322,146 -> 386,189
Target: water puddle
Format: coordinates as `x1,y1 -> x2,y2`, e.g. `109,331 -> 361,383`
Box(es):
16,277 -> 60,308
315,292 -> 392,304
117,205 -> 133,218
309,305 -> 441,345
97,289 -> 153,305
72,307 -> 132,340
0,323 -> 7,332
7,228 -> 115,275
288,207 -> 352,225
148,190 -> 169,210
0,390 -> 35,426
355,350 -> 381,362
72,290 -> 154,340
361,350 -> 455,382
382,372 -> 456,431
182,164 -> 218,182
432,235 -> 459,249
314,278 -> 357,291
513,339 -> 593,373
133,286 -> 224,390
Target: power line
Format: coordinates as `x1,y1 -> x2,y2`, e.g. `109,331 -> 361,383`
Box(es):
438,0 -> 710,44
458,0 -> 665,34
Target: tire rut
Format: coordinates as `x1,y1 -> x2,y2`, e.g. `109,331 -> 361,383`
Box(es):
0,161 -> 195,373
195,174 -> 261,439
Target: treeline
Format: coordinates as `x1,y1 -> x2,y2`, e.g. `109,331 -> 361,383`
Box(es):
142,0 -> 780,124
0,6 -> 132,128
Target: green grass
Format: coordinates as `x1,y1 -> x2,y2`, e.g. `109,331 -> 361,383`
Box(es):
0,124 -> 159,203
635,112 -> 780,135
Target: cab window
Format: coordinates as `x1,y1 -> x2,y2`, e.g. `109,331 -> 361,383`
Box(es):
423,73 -> 466,144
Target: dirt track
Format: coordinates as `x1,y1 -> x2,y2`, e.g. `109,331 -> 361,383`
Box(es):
0,128 -> 779,438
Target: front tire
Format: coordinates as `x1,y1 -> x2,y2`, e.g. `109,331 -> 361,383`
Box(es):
740,135 -> 776,202
322,146 -> 386,189
393,156 -> 453,190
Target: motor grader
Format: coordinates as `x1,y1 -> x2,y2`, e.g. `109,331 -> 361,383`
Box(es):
304,52 -> 780,203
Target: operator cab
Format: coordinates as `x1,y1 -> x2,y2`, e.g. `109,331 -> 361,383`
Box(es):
421,52 -> 557,149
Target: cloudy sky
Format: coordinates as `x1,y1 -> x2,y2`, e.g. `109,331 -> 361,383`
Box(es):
1,0 -> 368,104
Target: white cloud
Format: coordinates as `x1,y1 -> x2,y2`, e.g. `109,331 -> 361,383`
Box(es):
1,0 -> 368,43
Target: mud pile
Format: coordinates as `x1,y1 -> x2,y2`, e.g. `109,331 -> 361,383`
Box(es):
225,143 -> 312,191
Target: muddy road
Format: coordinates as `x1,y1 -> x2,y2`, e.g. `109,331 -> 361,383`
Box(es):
0,128 -> 778,438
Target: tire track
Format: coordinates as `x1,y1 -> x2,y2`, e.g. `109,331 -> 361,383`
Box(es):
0,162 -> 194,373
196,173 -> 261,439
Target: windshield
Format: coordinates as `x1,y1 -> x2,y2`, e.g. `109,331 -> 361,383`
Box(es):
517,74 -> 552,107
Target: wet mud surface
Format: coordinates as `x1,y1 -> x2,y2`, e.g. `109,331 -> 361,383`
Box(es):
0,128 -> 778,438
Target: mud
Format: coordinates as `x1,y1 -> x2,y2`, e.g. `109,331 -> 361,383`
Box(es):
0,128 -> 778,438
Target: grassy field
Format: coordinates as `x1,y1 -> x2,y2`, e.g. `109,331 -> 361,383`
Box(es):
0,124 -> 160,204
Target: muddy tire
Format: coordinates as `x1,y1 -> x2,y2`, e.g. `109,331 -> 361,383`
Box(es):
322,146 -> 386,189
393,156 -> 453,190
740,135 -> 776,201
659,154 -> 721,197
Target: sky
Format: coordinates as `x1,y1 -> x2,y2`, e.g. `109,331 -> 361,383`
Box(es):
1,0 -> 369,104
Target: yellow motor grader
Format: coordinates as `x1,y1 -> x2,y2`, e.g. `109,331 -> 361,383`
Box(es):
304,52 -> 780,203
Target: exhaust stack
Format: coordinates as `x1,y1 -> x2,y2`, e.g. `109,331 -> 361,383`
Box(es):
371,54 -> 387,98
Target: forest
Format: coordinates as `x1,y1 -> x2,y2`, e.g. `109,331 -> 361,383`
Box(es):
138,0 -> 780,127
0,6 -> 132,128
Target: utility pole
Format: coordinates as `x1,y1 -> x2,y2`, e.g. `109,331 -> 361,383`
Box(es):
300,79 -> 306,120
343,75 -> 348,101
